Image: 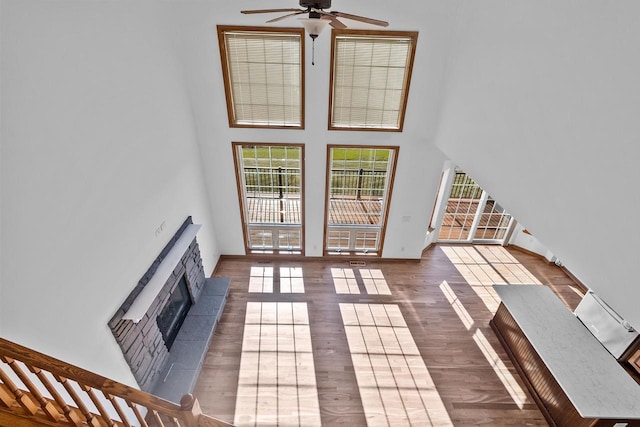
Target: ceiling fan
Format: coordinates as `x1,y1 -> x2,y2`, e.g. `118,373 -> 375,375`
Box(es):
241,0 -> 389,33
241,1 -> 389,64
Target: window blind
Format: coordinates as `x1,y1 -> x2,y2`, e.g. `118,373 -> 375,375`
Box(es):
330,33 -> 416,130
222,30 -> 302,127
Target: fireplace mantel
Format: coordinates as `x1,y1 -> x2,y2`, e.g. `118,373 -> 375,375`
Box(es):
122,223 -> 202,323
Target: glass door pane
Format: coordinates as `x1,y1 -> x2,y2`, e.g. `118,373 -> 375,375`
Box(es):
438,170 -> 483,241
437,169 -> 513,244
473,197 -> 513,241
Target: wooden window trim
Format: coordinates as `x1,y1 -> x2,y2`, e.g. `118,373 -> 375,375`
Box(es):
327,29 -> 418,132
217,26 -> 305,130
427,171 -> 445,232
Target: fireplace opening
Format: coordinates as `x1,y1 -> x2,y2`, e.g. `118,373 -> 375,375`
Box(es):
157,276 -> 192,350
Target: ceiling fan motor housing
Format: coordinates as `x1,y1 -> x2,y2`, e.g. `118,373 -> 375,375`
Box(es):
300,0 -> 332,9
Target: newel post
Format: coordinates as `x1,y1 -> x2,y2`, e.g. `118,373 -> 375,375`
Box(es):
180,393 -> 202,427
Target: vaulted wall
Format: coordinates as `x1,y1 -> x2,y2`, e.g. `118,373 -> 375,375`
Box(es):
434,0 -> 640,327
0,1 -> 220,385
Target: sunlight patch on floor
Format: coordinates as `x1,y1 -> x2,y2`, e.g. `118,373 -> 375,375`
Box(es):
340,303 -> 453,427
441,246 -> 542,313
359,269 -> 392,295
440,246 -> 503,312
234,302 -> 321,427
280,267 -> 305,293
248,266 -> 274,293
331,267 -> 360,294
475,246 -> 542,284
569,285 -> 586,297
472,329 -> 528,409
439,280 -> 474,330
439,280 -> 528,409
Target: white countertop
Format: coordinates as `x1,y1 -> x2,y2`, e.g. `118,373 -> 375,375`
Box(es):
494,285 -> 640,419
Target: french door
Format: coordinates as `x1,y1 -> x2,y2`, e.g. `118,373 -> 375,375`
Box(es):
438,169 -> 513,244
233,143 -> 304,254
324,146 -> 398,255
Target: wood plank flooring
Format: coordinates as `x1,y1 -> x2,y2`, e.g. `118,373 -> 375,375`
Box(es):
193,244 -> 584,426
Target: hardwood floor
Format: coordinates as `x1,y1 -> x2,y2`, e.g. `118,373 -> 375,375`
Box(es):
193,244 -> 584,426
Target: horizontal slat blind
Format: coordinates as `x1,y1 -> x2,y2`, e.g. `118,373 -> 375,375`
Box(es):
223,30 -> 302,127
331,33 -> 415,130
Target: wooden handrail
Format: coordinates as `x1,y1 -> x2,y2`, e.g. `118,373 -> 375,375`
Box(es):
0,337 -> 233,427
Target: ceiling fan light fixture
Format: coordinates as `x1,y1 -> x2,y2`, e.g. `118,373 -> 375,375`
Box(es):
299,16 -> 330,39
300,15 -> 330,65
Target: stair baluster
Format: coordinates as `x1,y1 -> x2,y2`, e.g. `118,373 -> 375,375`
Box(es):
81,384 -> 117,426
103,391 -> 134,427
0,356 -> 61,422
29,366 -> 84,426
152,409 -> 166,427
53,374 -> 102,427
0,379 -> 17,408
127,400 -> 150,427
0,363 -> 39,415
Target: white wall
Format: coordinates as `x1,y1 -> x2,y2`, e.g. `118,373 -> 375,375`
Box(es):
435,1 -> 640,327
508,224 -> 556,263
1,1 -> 219,385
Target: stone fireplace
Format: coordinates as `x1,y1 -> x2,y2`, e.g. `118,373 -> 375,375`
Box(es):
109,217 -> 206,391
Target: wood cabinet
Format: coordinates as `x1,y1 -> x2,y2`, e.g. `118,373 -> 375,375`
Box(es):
491,303 -> 591,427
491,285 -> 640,427
629,346 -> 640,376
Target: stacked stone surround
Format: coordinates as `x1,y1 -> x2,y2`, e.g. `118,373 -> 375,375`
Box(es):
109,217 -> 206,391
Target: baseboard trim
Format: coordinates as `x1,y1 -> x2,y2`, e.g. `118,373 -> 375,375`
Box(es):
422,242 -> 435,254
210,253 -> 421,270
508,245 -> 589,295
507,244 -> 554,264
211,254 -> 223,277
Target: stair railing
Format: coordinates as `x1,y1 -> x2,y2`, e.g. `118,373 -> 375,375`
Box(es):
0,337 -> 233,427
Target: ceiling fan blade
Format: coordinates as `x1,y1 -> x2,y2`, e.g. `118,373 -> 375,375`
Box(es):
331,11 -> 389,27
320,13 -> 347,29
241,8 -> 303,15
266,10 -> 307,23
